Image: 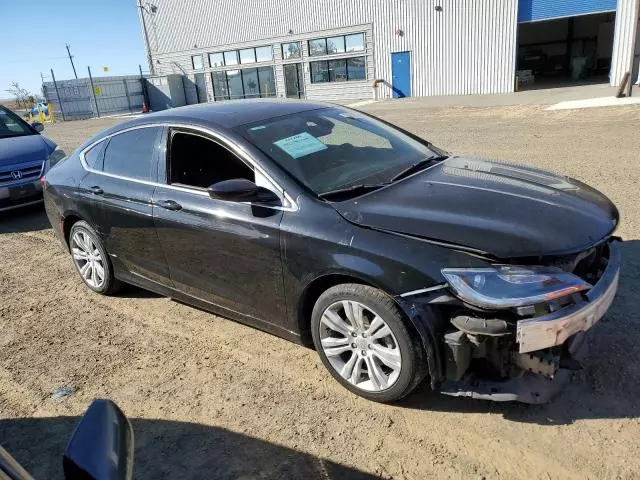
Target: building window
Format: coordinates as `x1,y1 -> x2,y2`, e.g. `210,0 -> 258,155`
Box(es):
255,46 -> 272,62
308,33 -> 365,57
211,46 -> 273,66
257,66 -> 276,96
345,33 -> 365,52
211,67 -> 277,101
328,59 -> 347,81
191,55 -> 204,70
194,73 -> 207,103
281,42 -> 301,60
308,38 -> 327,56
239,48 -> 256,64
226,70 -> 244,99
242,68 -> 260,97
209,52 -> 224,67
211,71 -> 229,100
224,51 -> 238,66
310,61 -> 328,83
310,57 -> 367,83
326,36 -> 345,54
346,57 -> 366,80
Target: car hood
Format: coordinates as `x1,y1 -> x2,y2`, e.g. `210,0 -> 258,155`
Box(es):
334,157 -> 619,258
0,134 -> 55,167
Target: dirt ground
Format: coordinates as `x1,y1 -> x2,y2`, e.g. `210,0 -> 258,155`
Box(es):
1,102 -> 640,479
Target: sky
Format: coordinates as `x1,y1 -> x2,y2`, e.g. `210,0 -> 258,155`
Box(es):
0,0 -> 147,99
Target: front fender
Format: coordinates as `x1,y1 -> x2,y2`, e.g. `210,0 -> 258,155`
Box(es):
395,295 -> 447,390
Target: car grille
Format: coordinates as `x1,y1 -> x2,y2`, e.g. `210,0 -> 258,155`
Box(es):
509,241 -> 609,285
540,243 -> 607,284
0,161 -> 44,186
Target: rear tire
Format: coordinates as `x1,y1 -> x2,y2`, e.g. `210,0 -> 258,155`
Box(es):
69,221 -> 121,295
311,283 -> 426,403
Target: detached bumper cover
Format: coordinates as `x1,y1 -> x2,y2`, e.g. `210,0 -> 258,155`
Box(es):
516,240 -> 621,354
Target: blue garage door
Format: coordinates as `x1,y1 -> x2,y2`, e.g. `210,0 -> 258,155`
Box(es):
518,0 -> 617,23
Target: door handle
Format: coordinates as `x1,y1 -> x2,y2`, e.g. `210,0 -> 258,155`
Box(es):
89,186 -> 104,195
156,199 -> 182,211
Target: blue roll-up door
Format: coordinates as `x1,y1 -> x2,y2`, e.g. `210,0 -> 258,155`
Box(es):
518,0 -> 617,23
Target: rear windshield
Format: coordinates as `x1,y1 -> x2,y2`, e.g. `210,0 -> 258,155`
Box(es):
0,107 -> 34,138
235,107 -> 437,195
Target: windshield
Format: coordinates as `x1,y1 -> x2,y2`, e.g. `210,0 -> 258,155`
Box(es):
236,107 -> 442,195
0,106 -> 34,138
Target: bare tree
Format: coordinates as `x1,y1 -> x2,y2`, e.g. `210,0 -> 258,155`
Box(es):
5,82 -> 32,111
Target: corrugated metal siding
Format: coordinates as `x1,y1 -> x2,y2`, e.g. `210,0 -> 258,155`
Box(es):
145,0 -> 518,98
518,0 -> 617,23
610,0 -> 640,86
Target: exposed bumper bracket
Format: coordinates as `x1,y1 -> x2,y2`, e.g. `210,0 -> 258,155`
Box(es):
440,369 -> 571,404
516,240 -> 621,354
440,330 -> 590,403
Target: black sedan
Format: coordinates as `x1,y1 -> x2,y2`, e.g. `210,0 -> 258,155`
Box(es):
43,100 -> 620,403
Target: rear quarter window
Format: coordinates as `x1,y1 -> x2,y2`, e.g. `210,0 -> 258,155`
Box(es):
83,140 -> 107,170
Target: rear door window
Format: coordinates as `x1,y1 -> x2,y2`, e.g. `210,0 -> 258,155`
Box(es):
102,127 -> 161,181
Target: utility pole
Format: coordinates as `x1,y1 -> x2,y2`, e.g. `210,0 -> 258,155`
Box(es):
65,44 -> 78,79
138,1 -> 156,76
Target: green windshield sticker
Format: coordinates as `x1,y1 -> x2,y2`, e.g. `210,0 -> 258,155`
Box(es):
273,132 -> 327,159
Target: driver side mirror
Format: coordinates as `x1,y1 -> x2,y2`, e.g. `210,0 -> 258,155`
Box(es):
63,399 -> 134,480
208,178 -> 280,205
31,122 -> 44,133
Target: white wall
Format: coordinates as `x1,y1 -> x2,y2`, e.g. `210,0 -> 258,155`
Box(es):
611,0 -> 640,86
143,0 -> 519,98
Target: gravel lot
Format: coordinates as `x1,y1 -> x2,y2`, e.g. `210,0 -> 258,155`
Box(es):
1,102 -> 640,479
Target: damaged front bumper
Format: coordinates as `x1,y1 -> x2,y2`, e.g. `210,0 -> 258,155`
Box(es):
438,240 -> 621,404
440,331 -> 590,404
516,240 -> 621,353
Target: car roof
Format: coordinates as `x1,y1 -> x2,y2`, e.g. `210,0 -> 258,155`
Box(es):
102,99 -> 335,135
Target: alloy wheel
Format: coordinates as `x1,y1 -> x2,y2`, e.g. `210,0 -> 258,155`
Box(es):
319,300 -> 402,392
71,230 -> 106,289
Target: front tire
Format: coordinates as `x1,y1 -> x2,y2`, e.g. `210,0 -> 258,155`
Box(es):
311,283 -> 425,402
69,221 -> 121,295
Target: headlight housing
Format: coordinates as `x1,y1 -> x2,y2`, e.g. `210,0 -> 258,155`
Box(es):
441,266 -> 592,309
47,146 -> 67,168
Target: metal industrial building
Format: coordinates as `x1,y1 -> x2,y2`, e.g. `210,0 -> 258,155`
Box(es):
139,0 -> 640,103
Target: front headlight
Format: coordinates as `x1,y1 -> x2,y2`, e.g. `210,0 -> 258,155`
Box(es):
441,266 -> 592,309
47,146 -> 67,168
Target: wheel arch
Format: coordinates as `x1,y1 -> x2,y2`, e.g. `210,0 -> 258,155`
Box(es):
61,211 -> 88,248
298,271 -> 445,389
297,272 -> 378,345
297,270 -> 422,345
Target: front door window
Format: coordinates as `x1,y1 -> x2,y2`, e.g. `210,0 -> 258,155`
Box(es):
168,131 -> 254,188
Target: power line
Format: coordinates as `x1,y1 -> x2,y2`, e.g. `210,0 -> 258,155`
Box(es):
4,57 -> 68,64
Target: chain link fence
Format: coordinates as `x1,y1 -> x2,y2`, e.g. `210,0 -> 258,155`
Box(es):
42,72 -> 147,121
42,67 -> 209,121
